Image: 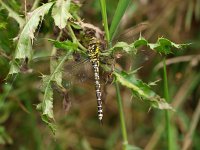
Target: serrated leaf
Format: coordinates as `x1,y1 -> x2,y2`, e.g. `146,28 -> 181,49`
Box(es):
49,39 -> 78,51
110,42 -> 136,53
171,42 -> 189,49
108,37 -> 188,57
155,38 -> 173,54
37,50 -> 73,134
70,21 -> 82,29
148,38 -> 189,54
36,74 -> 58,134
15,2 -> 54,59
41,75 -> 54,119
0,1 -> 25,28
132,36 -> 148,48
41,115 -> 56,134
50,55 -> 70,87
148,43 -> 159,50
52,0 -> 72,29
148,79 -> 161,86
50,61 -> 63,87
114,70 -> 173,110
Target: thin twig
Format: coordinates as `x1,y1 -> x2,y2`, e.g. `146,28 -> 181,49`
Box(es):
51,30 -> 63,56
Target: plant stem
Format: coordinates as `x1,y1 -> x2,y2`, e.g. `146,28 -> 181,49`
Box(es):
51,30 -> 63,56
163,57 -> 172,150
99,1 -> 129,149
115,81 -> 128,150
67,24 -> 87,52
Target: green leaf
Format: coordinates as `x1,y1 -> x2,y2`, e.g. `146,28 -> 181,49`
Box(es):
0,1 -> 25,28
70,21 -> 82,29
69,1 -> 80,19
149,38 -> 172,54
36,74 -> 57,134
114,70 -> 173,110
41,75 -> 54,119
50,57 -> 64,87
49,39 -> 78,51
52,0 -> 72,29
37,50 -> 73,134
106,37 -> 189,58
110,42 -> 136,53
42,114 -> 56,134
15,2 -> 54,59
148,38 -> 189,54
132,36 -> 148,48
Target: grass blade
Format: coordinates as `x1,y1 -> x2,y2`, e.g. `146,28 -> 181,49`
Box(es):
99,0 -> 110,42
109,0 -> 132,40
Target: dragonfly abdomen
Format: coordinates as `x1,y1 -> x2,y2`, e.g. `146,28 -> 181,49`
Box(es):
92,61 -> 103,122
88,38 -> 103,122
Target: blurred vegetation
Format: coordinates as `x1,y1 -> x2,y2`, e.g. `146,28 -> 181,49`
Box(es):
0,0 -> 200,150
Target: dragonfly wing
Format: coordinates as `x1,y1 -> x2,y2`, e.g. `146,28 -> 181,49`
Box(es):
112,22 -> 149,43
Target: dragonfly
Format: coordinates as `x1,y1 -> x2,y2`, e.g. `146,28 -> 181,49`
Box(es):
87,37 -> 104,122
14,21 -> 151,123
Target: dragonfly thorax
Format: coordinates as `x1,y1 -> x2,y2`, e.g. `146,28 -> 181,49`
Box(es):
88,38 -> 100,62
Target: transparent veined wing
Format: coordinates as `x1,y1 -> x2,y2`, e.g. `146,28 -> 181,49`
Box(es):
104,22 -> 157,75
112,22 -> 150,43
22,51 -> 111,112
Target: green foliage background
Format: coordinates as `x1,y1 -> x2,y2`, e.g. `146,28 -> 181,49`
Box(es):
0,0 -> 200,150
